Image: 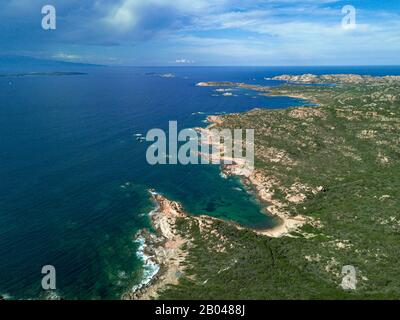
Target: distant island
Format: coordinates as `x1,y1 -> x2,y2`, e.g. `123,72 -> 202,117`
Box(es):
145,72 -> 176,78
0,72 -> 87,77
128,74 -> 400,300
271,73 -> 400,84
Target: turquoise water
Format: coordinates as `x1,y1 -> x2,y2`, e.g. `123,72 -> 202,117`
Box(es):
1,66 -> 399,299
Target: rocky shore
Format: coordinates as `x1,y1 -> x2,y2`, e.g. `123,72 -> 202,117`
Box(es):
125,77 -> 335,298
272,74 -> 400,84
194,114 -> 316,237
204,114 -> 314,237
123,192 -> 191,300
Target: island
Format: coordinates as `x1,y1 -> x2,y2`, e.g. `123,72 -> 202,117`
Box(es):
0,72 -> 87,77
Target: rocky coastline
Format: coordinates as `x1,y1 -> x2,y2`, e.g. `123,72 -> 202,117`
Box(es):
123,192 -> 191,300
125,77 -> 332,299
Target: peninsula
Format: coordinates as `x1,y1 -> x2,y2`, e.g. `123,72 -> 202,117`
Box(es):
128,74 -> 400,300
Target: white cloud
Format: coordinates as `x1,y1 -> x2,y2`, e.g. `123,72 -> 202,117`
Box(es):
175,58 -> 195,64
103,0 -> 225,32
105,0 -> 139,31
53,53 -> 80,60
3,0 -> 399,65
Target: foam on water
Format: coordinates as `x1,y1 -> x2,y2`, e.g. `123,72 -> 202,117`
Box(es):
131,236 -> 160,293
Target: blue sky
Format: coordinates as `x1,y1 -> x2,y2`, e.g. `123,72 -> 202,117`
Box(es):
1,0 -> 399,66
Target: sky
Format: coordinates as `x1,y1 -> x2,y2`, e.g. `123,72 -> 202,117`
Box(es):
0,0 -> 399,66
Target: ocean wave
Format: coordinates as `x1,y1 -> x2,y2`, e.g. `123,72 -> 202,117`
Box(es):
44,290 -> 61,300
0,292 -> 12,300
131,193 -> 161,293
148,189 -> 158,196
220,172 -> 228,179
148,192 -> 160,216
131,236 -> 160,293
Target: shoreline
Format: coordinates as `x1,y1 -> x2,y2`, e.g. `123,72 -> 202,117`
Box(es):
237,167 -> 309,237
202,113 -> 312,238
124,190 -> 233,300
126,81 -> 320,299
196,81 -> 316,105
196,80 -> 329,237
123,191 -> 193,300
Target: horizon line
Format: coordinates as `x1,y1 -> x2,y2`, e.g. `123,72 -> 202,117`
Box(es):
79,63 -> 400,68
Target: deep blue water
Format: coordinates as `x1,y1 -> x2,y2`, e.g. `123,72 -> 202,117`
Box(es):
1,66 -> 400,299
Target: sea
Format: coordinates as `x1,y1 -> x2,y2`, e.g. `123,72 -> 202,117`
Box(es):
1,65 -> 399,299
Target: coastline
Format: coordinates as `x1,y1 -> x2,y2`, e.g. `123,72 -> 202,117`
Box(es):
203,114 -> 312,238
124,190 -> 235,300
195,80 -> 329,237
123,191 -> 193,300
196,80 -> 317,105
125,81 -> 317,299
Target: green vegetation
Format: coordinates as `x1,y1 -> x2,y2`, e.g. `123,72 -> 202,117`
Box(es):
160,77 -> 400,299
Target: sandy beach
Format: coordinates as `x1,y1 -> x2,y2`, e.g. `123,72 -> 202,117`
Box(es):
201,114 -> 312,237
